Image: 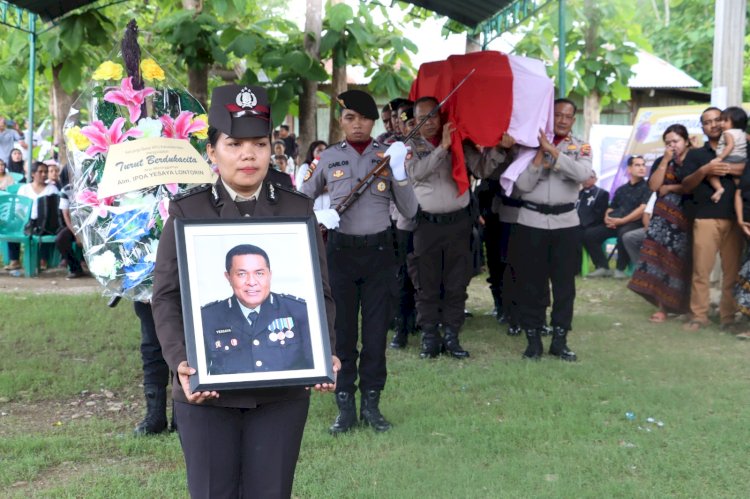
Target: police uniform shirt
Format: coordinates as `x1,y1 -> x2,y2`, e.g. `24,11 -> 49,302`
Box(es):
299,140 -> 417,235
515,134 -> 593,230
201,293 -> 313,375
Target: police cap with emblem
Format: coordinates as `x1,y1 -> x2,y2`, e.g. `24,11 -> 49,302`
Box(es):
337,90 -> 379,121
209,84 -> 272,138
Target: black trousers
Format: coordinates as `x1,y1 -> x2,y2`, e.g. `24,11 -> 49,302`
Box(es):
483,212 -> 503,299
412,215 -> 472,330
498,221 -> 520,326
55,227 -> 82,273
511,224 -> 579,331
174,396 -> 309,499
583,222 -> 641,271
133,301 -> 169,386
327,240 -> 396,394
395,228 -> 416,323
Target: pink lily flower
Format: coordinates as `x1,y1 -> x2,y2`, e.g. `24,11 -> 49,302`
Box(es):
103,77 -> 156,123
158,198 -> 170,224
80,118 -> 142,156
76,189 -> 115,217
160,111 -> 207,140
164,183 -> 179,195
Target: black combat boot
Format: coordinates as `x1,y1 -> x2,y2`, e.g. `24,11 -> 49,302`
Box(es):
541,323 -> 553,336
133,384 -> 168,436
419,325 -> 442,359
389,316 -> 408,349
507,324 -> 522,336
522,328 -> 543,360
329,392 -> 358,435
549,326 -> 577,361
442,326 -> 470,359
360,390 -> 392,432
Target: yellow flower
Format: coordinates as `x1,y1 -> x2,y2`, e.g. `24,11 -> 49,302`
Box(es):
140,59 -> 165,81
192,113 -> 209,139
65,126 -> 91,151
92,61 -> 124,81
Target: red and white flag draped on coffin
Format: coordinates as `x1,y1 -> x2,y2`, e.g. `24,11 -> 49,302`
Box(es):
409,51 -> 555,196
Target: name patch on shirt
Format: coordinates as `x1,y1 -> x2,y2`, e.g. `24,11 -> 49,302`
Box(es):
328,161 -> 349,168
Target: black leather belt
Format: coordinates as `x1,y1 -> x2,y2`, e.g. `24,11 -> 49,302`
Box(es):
522,201 -> 575,215
498,195 -> 523,208
328,229 -> 392,248
418,207 -> 470,225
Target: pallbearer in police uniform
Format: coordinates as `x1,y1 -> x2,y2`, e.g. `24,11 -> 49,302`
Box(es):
152,84 -> 338,498
511,97 -> 593,362
300,89 -> 417,434
406,96 -> 512,359
201,244 -> 313,375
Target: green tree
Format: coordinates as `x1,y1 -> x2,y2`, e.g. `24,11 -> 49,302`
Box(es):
319,1 -> 417,142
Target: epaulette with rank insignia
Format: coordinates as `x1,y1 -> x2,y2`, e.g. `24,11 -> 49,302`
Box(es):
279,293 -> 306,304
172,183 -> 213,202
273,182 -> 312,201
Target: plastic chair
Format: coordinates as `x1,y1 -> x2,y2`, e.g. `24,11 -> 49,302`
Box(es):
9,172 -> 24,183
0,194 -> 34,276
6,184 -> 20,194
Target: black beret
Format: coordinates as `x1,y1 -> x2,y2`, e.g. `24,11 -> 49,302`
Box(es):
208,85 -> 272,138
337,90 -> 379,121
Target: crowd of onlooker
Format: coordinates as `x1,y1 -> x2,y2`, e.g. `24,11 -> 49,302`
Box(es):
0,114 -> 84,277
575,106 -> 750,338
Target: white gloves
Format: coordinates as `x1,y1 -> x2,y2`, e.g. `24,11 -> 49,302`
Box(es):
385,141 -> 408,181
315,208 -> 340,230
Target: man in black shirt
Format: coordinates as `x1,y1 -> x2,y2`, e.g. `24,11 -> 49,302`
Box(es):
577,172 -> 609,273
583,156 -> 651,278
679,107 -> 744,331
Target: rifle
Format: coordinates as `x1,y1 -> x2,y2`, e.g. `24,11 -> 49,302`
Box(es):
335,68 -> 476,216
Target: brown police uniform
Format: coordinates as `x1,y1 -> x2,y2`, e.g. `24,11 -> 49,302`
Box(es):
151,84 -> 335,499
511,133 -> 593,361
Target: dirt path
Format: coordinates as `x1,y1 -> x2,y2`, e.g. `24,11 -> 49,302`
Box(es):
0,267 -> 103,295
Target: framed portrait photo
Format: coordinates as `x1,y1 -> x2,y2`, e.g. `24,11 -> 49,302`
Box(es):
174,217 -> 334,392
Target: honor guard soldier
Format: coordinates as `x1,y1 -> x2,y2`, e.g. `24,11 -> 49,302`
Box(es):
300,89 -> 417,434
406,96 -> 511,360
511,97 -> 594,362
152,84 -> 337,498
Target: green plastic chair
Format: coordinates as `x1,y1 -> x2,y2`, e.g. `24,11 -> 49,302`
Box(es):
0,194 -> 34,276
9,172 -> 24,183
6,184 -> 21,194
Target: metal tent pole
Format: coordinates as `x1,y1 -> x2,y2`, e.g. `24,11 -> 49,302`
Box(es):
557,0 -> 566,98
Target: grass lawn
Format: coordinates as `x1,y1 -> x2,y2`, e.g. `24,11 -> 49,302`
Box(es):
1,276 -> 749,498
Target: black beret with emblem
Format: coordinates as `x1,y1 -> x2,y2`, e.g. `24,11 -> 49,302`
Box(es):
337,90 -> 379,121
209,84 -> 272,138
399,106 -> 414,123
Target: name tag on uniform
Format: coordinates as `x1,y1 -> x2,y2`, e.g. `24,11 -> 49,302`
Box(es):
215,328 -> 231,334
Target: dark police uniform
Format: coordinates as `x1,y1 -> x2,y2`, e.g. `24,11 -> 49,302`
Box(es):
152,84 -> 335,499
202,292 -> 313,374
299,90 -> 417,432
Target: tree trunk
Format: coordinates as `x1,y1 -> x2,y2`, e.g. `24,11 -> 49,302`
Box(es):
299,0 -> 323,160
52,64 -> 76,168
187,67 -> 208,110
582,90 -> 600,142
328,0 -> 346,144
182,0 -> 208,109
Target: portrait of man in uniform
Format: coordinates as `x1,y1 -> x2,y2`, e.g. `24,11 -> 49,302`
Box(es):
200,244 -> 314,375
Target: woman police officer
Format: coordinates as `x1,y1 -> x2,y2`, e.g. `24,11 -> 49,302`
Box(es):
152,84 -> 339,498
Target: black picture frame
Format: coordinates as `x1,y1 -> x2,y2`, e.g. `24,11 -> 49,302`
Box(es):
174,216 -> 334,392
